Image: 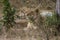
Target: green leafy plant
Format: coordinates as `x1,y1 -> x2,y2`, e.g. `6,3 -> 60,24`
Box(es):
44,12 -> 60,37
2,0 -> 16,32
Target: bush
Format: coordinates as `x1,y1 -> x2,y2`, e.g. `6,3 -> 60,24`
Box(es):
2,0 -> 16,32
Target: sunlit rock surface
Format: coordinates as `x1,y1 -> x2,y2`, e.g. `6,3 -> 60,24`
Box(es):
40,10 -> 53,17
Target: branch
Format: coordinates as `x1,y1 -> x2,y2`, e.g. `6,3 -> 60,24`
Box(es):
25,3 -> 41,15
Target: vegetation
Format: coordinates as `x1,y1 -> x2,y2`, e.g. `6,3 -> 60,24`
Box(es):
2,0 -> 16,32
0,0 -> 60,40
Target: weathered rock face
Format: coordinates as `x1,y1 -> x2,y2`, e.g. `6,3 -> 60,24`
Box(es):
40,10 -> 53,17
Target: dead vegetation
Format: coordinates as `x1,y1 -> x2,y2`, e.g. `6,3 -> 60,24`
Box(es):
0,0 -> 60,40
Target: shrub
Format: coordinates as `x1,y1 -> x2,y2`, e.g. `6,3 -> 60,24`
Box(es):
2,0 -> 16,32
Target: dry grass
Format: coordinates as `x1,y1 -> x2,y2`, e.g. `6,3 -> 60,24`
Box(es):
0,0 -> 59,40
0,27 -> 60,40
